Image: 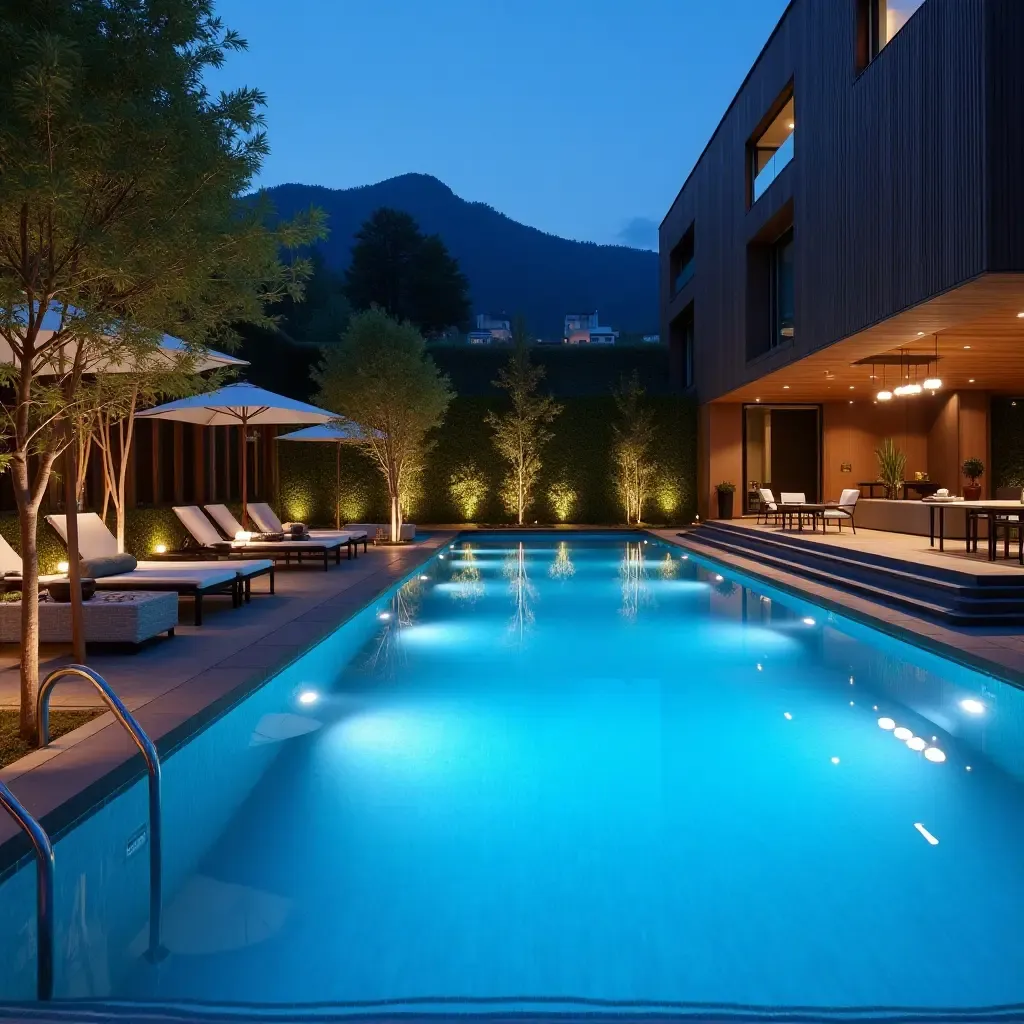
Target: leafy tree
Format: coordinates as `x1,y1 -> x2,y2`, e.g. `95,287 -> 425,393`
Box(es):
273,251 -> 351,346
344,208 -> 470,335
487,342 -> 562,524
611,372 -> 658,524
313,309 -> 453,542
0,0 -> 323,740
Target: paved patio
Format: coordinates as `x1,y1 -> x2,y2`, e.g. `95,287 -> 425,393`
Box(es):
0,534 -> 451,853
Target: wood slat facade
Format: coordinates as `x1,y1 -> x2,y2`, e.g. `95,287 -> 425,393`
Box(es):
660,0 -> 1024,404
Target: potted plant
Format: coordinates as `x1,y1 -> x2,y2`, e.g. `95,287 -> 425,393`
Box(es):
875,438 -> 907,499
962,457 -> 984,501
716,481 -> 736,519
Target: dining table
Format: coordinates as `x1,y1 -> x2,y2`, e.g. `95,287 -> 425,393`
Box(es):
776,502 -> 838,533
927,499 -> 1024,562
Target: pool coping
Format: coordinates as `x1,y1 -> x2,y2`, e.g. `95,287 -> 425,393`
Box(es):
654,529 -> 1024,691
0,536 -> 451,881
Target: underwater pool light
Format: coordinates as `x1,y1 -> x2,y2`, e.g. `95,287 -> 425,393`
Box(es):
420,575 -> 429,581
959,698 -> 985,715
893,726 -> 913,741
878,717 -> 896,730
783,712 -> 792,720
714,574 -> 723,582
830,757 -> 840,765
378,611 -> 391,621
298,690 -> 319,705
924,747 -> 946,763
906,736 -> 926,751
802,617 -> 816,626
914,823 -> 939,845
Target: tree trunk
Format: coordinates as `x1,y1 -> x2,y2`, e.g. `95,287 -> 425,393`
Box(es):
18,502 -> 40,742
390,494 -> 399,543
62,430 -> 87,664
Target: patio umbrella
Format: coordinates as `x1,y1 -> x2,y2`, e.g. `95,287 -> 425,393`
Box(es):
138,382 -> 339,527
4,302 -> 248,373
277,422 -> 379,529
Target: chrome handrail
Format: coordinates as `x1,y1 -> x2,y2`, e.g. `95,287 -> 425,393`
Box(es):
37,665 -> 166,963
0,779 -> 54,1000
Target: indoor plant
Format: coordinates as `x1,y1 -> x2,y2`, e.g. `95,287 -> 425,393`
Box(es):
962,457 -> 984,501
716,481 -> 736,519
875,438 -> 907,499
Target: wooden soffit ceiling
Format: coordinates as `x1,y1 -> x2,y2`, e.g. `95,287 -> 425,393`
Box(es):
723,273 -> 1024,404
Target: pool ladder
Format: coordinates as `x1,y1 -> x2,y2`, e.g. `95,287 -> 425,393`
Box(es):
0,665 -> 166,1001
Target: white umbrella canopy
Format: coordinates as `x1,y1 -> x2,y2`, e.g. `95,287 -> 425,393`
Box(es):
277,422 -> 381,529
139,383 -> 341,526
2,302 -> 247,374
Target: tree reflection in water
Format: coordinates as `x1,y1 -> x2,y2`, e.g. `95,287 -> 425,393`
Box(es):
369,576 -> 424,677
619,541 -> 653,620
449,543 -> 484,603
503,541 -> 536,642
658,551 -> 680,579
549,541 -> 575,581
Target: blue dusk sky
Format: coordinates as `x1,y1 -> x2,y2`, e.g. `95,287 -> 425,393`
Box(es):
208,0 -> 789,250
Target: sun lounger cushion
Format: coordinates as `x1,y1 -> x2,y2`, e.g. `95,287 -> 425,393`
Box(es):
81,553 -> 138,579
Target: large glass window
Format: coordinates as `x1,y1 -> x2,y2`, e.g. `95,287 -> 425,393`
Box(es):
670,222 -> 695,295
751,96 -> 794,204
859,0 -> 928,65
771,229 -> 794,347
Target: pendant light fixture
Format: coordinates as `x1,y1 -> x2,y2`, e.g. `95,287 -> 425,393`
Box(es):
876,364 -> 893,401
923,334 -> 942,391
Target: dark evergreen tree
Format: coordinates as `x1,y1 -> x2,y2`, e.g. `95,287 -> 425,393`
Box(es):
344,207 -> 470,335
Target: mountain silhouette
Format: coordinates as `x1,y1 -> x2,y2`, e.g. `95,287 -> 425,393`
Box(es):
262,174 -> 658,336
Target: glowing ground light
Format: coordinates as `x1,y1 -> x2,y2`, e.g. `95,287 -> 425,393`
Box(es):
57,561 -> 69,574
803,617 -> 816,626
914,823 -> 939,845
154,544 -> 167,554
298,690 -> 318,705
893,726 -> 913,741
924,747 -> 947,763
907,736 -> 927,751
878,717 -> 896,730
960,698 -> 985,715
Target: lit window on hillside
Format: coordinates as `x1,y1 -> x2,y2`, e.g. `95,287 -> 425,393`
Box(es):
751,97 -> 794,204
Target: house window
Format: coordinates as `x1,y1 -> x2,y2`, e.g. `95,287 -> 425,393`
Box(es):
750,94 -> 795,204
670,222 -> 695,295
771,229 -> 795,347
670,303 -> 695,389
857,0 -> 928,66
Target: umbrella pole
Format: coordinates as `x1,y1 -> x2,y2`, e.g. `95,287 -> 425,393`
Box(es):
239,412 -> 248,529
335,441 -> 341,531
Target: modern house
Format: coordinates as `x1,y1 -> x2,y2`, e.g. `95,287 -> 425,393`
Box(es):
468,313 -> 513,345
660,0 -> 1024,519
563,312 -> 619,345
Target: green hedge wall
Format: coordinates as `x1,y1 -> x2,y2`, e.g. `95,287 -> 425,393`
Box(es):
278,394 -> 697,526
992,397 -> 1024,491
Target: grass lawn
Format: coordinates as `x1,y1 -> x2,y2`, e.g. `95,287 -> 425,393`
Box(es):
0,709 -> 103,769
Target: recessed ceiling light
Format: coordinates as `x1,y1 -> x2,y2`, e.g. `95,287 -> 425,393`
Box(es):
968,378 -> 975,383
1017,312 -> 1024,319
788,122 -> 795,130
963,345 -> 971,350
917,331 -> 925,336
755,397 -> 761,402
783,385 -> 790,389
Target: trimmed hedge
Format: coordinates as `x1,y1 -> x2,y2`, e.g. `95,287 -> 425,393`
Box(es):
992,397 -> 1024,491
278,394 -> 697,526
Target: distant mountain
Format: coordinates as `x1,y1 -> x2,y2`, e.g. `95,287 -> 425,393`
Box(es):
262,174 -> 658,337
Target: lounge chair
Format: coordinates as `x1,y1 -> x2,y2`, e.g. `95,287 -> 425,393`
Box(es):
0,533 -> 65,587
245,502 -> 368,554
756,488 -> 780,526
822,488 -> 860,534
46,513 -> 273,626
202,504 -> 353,567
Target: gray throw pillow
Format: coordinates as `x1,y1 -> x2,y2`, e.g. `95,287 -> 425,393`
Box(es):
80,553 -> 138,579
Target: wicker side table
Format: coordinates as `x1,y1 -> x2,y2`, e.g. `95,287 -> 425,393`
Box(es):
0,591 -> 178,644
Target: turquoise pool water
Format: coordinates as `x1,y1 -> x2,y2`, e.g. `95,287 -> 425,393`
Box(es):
18,534 -> 1024,1016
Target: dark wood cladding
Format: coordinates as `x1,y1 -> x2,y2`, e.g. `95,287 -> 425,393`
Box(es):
660,0 -> 1017,404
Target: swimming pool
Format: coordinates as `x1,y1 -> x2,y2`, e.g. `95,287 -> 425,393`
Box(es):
2,532 -> 1023,1017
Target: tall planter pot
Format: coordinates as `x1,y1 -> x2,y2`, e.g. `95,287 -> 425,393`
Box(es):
717,490 -> 734,519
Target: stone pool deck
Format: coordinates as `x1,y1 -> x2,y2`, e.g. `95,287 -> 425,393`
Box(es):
0,533 -> 451,857
653,528 -> 1024,686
